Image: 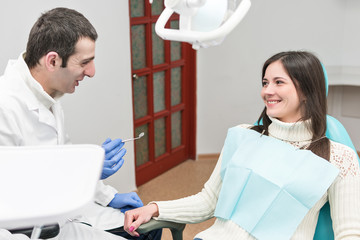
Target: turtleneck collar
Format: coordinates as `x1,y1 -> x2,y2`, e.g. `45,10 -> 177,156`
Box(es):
16,52 -> 61,110
268,116 -> 313,142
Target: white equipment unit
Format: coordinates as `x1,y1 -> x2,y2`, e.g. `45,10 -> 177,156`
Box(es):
154,0 -> 251,49
0,145 -> 104,237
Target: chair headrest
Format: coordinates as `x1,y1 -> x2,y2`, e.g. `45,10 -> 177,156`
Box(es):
321,63 -> 329,96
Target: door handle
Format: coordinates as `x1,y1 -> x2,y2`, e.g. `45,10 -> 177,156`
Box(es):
132,74 -> 139,80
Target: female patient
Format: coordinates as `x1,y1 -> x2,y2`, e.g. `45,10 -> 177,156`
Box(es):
124,51 -> 360,239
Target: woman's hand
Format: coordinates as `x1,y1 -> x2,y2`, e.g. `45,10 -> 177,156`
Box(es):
124,203 -> 159,237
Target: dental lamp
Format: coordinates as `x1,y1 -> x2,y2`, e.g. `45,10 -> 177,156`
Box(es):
153,0 -> 251,49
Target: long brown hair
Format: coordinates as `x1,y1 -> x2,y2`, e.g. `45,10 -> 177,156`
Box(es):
253,51 -> 330,160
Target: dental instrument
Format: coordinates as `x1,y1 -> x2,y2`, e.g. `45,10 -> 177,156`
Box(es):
122,132 -> 145,143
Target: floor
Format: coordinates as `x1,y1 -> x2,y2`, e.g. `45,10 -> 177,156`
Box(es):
137,157 -> 218,240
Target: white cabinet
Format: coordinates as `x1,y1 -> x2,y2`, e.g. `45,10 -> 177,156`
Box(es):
326,66 -> 360,87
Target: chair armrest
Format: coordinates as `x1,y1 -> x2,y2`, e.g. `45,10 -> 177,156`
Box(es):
8,224 -> 60,239
137,219 -> 185,240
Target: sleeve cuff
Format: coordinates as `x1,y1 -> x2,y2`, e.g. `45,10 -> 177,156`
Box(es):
94,180 -> 118,206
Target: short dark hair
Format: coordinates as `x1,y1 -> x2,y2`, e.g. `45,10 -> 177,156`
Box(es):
253,51 -> 330,160
25,7 -> 98,69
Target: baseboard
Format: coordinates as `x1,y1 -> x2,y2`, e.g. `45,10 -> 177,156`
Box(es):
198,152 -> 360,160
197,153 -> 220,161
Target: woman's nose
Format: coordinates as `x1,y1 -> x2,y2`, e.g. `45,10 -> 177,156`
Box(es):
263,83 -> 275,94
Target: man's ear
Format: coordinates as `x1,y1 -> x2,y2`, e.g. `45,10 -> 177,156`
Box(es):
44,52 -> 61,71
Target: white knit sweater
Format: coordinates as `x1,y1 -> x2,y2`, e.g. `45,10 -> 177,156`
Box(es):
154,119 -> 360,239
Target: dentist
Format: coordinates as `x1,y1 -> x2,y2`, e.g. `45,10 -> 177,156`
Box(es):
0,7 -> 160,240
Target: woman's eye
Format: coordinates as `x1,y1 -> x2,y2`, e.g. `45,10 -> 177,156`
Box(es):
262,81 -> 268,87
276,80 -> 283,84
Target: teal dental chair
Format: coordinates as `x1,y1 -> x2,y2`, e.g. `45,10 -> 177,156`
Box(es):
313,66 -> 360,240
137,66 -> 360,240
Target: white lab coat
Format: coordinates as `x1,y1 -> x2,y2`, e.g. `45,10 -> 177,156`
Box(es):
0,53 -> 125,239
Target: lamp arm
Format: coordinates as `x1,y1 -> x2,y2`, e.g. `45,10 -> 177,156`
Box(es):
155,0 -> 251,48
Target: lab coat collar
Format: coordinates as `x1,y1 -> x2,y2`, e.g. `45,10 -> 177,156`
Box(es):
15,52 -> 59,110
3,52 -> 61,132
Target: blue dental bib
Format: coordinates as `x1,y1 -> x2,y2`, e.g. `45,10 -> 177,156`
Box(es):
214,127 -> 339,240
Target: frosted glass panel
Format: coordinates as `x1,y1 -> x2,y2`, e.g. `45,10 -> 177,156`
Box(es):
131,25 -> 146,70
171,67 -> 182,106
151,0 -> 164,16
171,111 -> 182,149
134,75 -> 148,119
152,23 -> 165,65
130,0 -> 145,17
135,124 -> 149,167
153,71 -> 166,113
170,20 -> 182,61
154,118 -> 166,157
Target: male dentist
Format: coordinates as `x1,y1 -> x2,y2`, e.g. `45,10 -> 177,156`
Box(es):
0,7 -> 160,240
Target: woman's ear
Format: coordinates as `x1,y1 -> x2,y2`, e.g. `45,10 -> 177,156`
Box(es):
44,51 -> 61,71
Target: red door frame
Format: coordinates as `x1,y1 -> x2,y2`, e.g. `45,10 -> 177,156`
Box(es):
129,0 -> 196,186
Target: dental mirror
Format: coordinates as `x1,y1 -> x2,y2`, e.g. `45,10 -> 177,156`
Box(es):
122,132 -> 145,142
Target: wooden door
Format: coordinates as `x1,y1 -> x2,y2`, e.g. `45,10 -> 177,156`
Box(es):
129,0 -> 196,186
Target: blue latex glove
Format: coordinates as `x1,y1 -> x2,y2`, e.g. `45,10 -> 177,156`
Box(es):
108,192 -> 144,213
101,138 -> 126,179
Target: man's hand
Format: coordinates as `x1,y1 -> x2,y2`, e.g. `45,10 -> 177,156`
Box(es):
108,192 -> 144,213
101,138 -> 126,179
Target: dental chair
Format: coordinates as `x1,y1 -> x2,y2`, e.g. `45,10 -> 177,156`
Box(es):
0,144 -> 104,239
